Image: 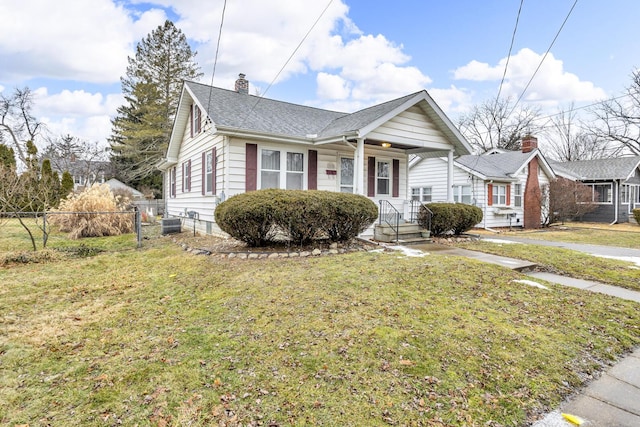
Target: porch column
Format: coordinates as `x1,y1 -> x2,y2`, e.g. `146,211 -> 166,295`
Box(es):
447,149 -> 454,202
355,138 -> 365,195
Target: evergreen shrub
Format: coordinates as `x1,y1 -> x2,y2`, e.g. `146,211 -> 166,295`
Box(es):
215,189 -> 378,246
420,203 -> 483,236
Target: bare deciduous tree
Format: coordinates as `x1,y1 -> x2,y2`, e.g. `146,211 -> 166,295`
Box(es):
543,177 -> 598,225
0,87 -> 44,167
458,96 -> 542,153
544,103 -> 621,161
589,69 -> 640,155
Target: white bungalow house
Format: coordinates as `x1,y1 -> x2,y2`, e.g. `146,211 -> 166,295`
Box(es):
157,74 -> 472,237
409,136 -> 556,229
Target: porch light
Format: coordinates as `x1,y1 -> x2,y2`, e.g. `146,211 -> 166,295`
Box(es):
381,142 -> 391,148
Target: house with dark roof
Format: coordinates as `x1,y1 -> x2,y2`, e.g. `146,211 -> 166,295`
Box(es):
157,74 -> 473,236
409,136 -> 556,229
551,156 -> 640,223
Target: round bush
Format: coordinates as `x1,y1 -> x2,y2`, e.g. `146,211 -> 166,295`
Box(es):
215,190 -> 378,246
419,203 -> 483,236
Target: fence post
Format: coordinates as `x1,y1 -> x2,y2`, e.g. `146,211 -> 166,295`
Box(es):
135,207 -> 142,248
43,211 -> 47,248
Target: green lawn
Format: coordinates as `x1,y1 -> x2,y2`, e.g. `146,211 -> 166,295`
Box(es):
508,226 -> 640,249
454,239 -> 640,292
1,237 -> 639,426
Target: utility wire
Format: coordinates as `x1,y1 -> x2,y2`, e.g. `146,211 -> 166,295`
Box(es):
495,0 -> 524,104
236,0 -> 334,128
206,0 -> 228,115
506,0 -> 579,119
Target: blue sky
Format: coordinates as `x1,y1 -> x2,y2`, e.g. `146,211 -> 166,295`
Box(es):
1,0 -> 638,149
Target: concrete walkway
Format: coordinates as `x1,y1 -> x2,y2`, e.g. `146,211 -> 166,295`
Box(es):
404,240 -> 640,426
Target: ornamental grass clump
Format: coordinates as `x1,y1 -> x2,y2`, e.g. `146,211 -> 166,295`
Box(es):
48,184 -> 134,239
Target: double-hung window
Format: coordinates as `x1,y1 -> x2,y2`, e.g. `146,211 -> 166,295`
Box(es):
621,185 -> 630,204
453,185 -> 472,204
182,160 -> 191,192
340,158 -> 354,193
411,187 -> 432,202
170,167 -> 176,197
590,183 -> 612,204
204,151 -> 214,194
492,184 -> 507,205
514,184 -> 522,207
377,161 -> 390,195
260,149 -> 304,190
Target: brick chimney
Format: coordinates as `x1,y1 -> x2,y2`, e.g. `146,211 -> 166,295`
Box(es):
235,73 -> 249,94
522,135 -> 538,153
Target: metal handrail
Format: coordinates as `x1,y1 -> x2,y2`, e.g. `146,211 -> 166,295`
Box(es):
407,200 -> 432,232
378,200 -> 400,242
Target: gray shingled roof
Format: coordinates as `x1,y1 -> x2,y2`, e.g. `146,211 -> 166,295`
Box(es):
456,151 -> 538,180
550,157 -> 640,180
186,81 -> 429,140
186,81 -> 345,138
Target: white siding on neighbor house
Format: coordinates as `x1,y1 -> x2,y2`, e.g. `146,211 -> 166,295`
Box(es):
366,106 -> 450,148
409,156 -> 555,229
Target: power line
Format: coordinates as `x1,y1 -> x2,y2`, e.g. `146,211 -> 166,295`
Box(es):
495,0 -> 524,104
506,0 -> 579,119
207,0 -> 228,114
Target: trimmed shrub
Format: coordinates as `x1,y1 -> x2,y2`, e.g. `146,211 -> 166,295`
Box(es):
421,203 -> 483,236
48,184 -> 134,239
215,189 -> 378,246
634,208 -> 640,225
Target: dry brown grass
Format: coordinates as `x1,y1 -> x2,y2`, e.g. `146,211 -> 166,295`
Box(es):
49,184 -> 134,238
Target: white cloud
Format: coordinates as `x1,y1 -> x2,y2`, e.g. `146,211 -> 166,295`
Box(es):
453,48 -> 607,105
317,73 -> 351,100
0,0 -> 167,83
32,87 -> 122,144
428,85 -> 473,114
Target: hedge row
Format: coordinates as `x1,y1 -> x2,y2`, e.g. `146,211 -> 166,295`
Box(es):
418,203 -> 483,236
214,189 -> 378,247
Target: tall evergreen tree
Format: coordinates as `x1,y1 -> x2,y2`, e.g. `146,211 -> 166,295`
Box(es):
110,20 -> 202,195
0,143 -> 16,169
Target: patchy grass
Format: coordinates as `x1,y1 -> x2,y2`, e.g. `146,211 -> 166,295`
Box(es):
0,217 -> 149,261
1,239 -> 639,426
476,223 -> 640,249
455,240 -> 640,291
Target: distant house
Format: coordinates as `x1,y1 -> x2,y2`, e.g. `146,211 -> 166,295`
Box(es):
105,178 -> 145,200
409,136 -> 556,229
157,74 -> 473,236
550,156 -> 640,223
47,156 -> 114,191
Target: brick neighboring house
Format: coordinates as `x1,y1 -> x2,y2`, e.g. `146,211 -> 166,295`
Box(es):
550,156 -> 640,223
409,136 -> 556,229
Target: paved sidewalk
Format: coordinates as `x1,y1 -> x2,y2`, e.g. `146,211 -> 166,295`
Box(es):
405,241 -> 640,426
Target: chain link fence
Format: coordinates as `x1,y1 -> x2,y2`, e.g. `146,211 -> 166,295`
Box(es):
0,209 -> 162,252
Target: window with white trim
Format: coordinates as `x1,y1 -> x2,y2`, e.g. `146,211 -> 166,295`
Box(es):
492,184 -> 507,205
205,151 -> 214,194
453,185 -> 471,204
182,160 -> 191,192
514,184 -> 522,207
260,149 -> 305,190
340,157 -> 354,193
411,187 -> 432,202
191,105 -> 201,136
170,167 -> 176,197
376,160 -> 390,195
588,183 -> 612,204
621,184 -> 630,204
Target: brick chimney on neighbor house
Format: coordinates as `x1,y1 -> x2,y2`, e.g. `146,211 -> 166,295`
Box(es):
522,134 -> 538,153
235,73 -> 249,94
522,135 -> 542,229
